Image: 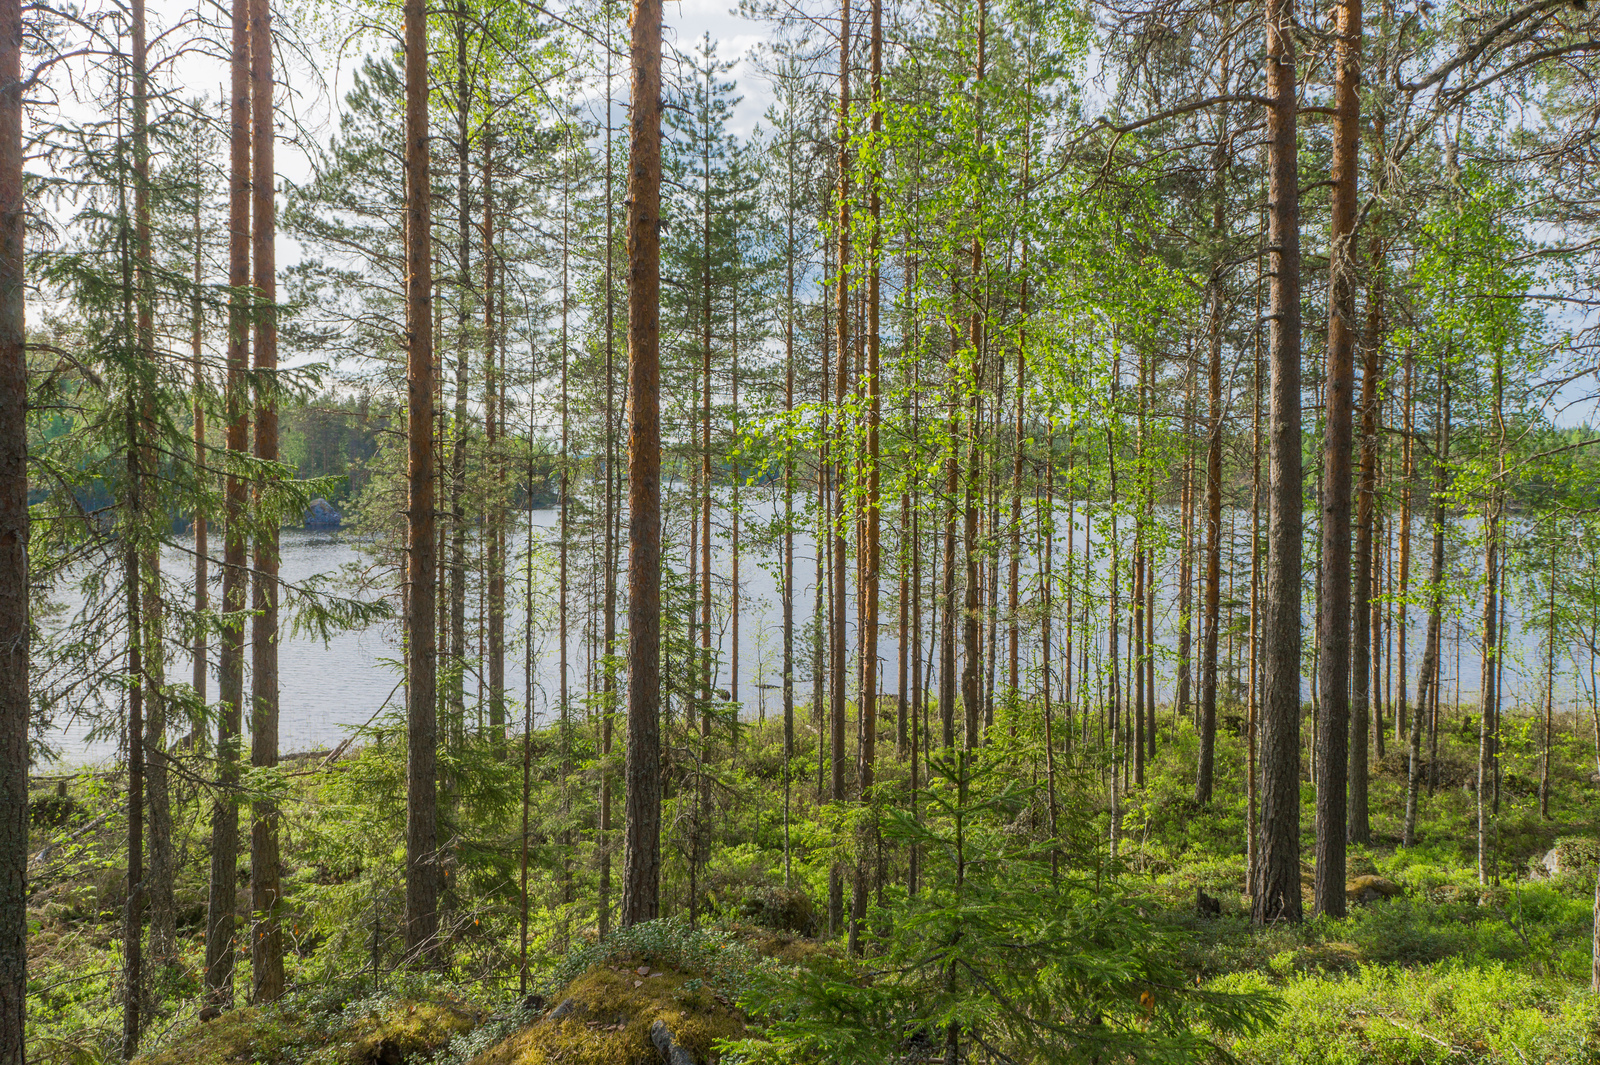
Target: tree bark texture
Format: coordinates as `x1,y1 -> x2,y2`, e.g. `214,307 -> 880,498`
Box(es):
403,0 -> 440,960
0,0 -> 24,1047
249,0 -> 284,997
621,0 -> 663,928
1314,0 -> 1360,919
1255,0 -> 1304,926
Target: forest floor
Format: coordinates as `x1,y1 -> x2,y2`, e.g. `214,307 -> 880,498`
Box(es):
22,702 -> 1600,1065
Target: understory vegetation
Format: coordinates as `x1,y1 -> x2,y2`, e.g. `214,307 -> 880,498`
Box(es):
25,702 -> 1600,1064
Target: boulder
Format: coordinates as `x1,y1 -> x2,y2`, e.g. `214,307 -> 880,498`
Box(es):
1346,875 -> 1403,904
1538,838 -> 1600,878
651,1020 -> 697,1065
469,961 -> 742,1065
736,885 -> 818,935
305,498 -> 342,528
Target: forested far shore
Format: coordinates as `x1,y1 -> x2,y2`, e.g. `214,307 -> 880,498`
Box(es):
6,0 -> 1600,1062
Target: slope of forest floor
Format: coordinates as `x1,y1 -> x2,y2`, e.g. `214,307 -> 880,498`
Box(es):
23,704 -> 1600,1064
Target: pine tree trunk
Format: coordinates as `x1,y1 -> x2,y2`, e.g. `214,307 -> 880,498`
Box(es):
560,150 -> 575,945
0,0 -> 21,1047
1246,252 -> 1263,888
781,168 -> 795,885
1197,281 -> 1224,804
1314,0 -> 1360,918
829,0 -> 851,938
191,177 -> 207,715
205,0 -> 250,1004
1255,0 -> 1304,925
249,0 -> 284,995
850,0 -> 882,955
485,129 -> 505,751
127,0 -> 175,976
1176,379 -> 1195,728
1542,546 -> 1555,820
122,412 -> 145,1059
1405,364 -> 1447,847
1478,347 -> 1505,883
1477,517 -> 1499,883
446,11 -> 470,749
621,0 -> 663,927
940,358 -> 959,753
599,37 -> 617,935
1349,265 -> 1381,847
961,0 -> 986,751
403,0 -> 440,958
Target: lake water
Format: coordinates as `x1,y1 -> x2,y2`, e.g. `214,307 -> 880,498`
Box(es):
37,494 -> 1591,766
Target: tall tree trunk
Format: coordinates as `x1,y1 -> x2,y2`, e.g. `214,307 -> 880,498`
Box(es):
1478,346 -> 1505,884
447,8 -> 473,749
0,0 -> 22,1049
732,297 -> 741,715
829,0 -> 850,937
961,0 -> 986,751
1007,302 -> 1025,728
1477,512 -> 1499,882
781,152 -> 795,885
121,5 -> 151,1045
1133,515 -> 1145,785
1350,225 -> 1383,845
1255,0 -> 1304,926
1247,250 -> 1263,888
1176,378 -> 1195,728
130,0 -> 174,975
1592,856 -> 1600,991
850,0 -> 882,955
1197,276 -> 1224,804
486,129 -> 505,751
122,407 -> 145,1060
621,0 -> 663,927
249,0 -> 284,997
909,369 -> 923,896
1405,363 -> 1447,846
1396,348 -> 1413,838
559,149 -> 574,944
1042,429 -> 1059,865
191,170 -> 207,714
1106,357 -> 1122,854
1542,544 -> 1556,819
1314,0 -> 1360,918
598,33 -> 617,937
205,0 -> 250,1004
403,0 -> 440,959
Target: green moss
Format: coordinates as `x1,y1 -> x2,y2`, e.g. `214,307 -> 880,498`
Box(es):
471,961 -> 743,1065
315,997 -> 480,1065
135,992 -> 480,1065
135,1007 -> 299,1065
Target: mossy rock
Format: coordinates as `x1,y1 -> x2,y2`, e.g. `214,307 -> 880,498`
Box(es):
136,992 -> 480,1065
471,961 -> 743,1065
733,886 -> 817,936
728,924 -> 836,967
1346,853 -> 1379,878
135,1008 -> 300,1065
1536,837 -> 1600,878
1345,874 -> 1403,904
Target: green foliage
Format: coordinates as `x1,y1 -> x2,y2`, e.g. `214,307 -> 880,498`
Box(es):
1208,963 -> 1600,1065
547,918 -> 782,1003
726,754 -> 1280,1064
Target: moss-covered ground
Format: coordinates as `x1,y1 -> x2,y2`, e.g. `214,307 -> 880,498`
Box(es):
23,703 -> 1600,1063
